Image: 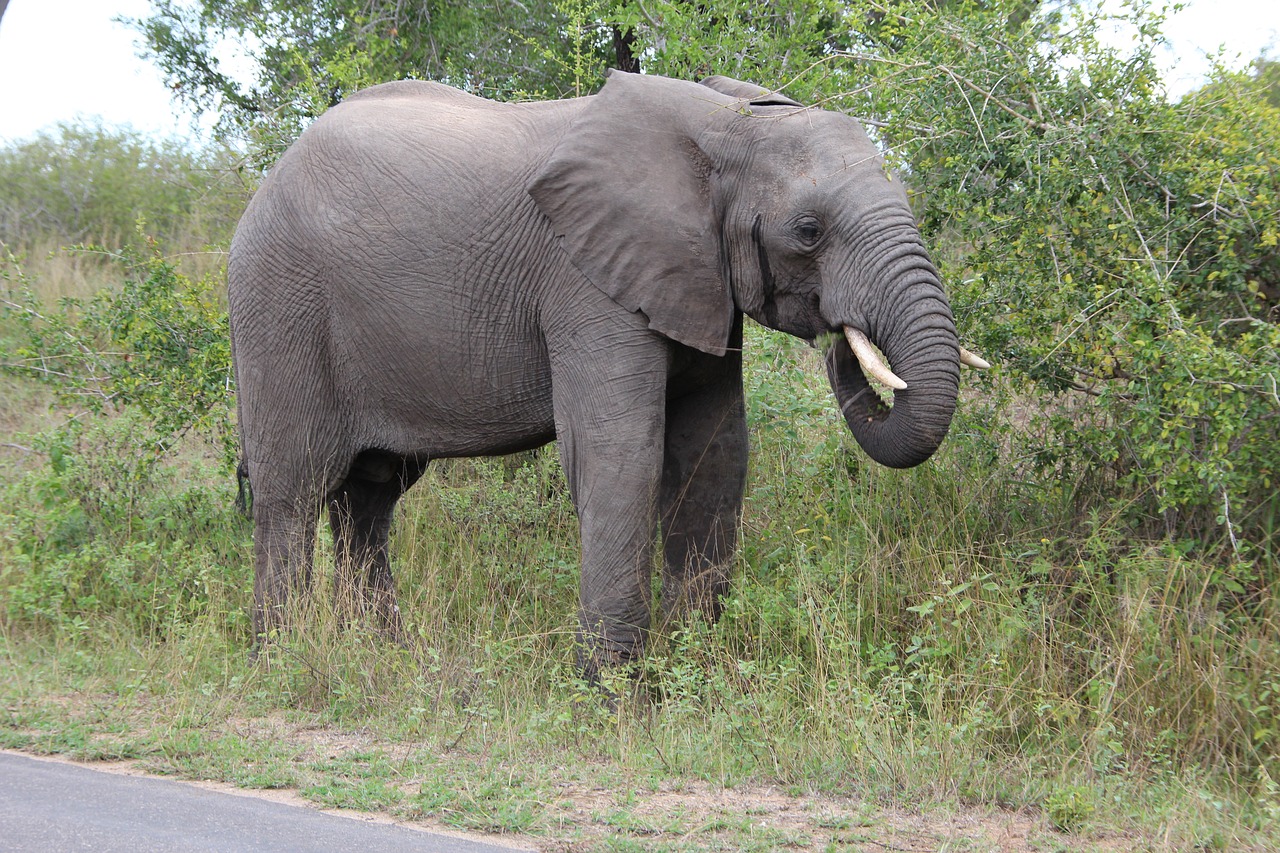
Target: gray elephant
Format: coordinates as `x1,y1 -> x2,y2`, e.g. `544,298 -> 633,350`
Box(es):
228,70 -> 985,676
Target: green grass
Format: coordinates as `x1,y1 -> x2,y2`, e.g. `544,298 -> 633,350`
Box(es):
3,241 -> 1279,851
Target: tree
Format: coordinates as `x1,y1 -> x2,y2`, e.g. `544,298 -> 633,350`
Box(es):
610,0 -> 853,101
131,0 -> 618,159
1212,56 -> 1280,111
611,0 -> 1059,100
838,0 -> 1279,549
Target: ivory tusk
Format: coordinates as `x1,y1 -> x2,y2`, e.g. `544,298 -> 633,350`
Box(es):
844,327 -> 907,390
959,347 -> 991,369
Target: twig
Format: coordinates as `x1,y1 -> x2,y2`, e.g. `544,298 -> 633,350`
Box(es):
2,442 -> 41,455
1222,489 -> 1239,554
936,65 -> 1054,134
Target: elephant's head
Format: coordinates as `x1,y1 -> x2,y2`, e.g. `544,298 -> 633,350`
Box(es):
532,71 -> 981,469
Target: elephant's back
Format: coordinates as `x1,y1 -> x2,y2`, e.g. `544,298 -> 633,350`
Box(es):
308,82 -> 579,171
342,79 -> 481,106
249,83 -> 577,244
235,80 -> 577,270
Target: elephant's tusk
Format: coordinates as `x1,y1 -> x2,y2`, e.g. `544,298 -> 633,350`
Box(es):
959,347 -> 991,369
844,327 -> 907,390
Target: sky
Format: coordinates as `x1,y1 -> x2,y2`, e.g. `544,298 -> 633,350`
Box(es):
0,0 -> 1277,146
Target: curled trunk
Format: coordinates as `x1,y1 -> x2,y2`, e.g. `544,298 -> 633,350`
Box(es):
826,246 -> 960,469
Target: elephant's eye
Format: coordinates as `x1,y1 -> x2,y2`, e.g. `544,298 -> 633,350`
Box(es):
793,219 -> 824,247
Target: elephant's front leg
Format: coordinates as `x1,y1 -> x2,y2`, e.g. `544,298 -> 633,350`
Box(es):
552,340 -> 671,681
659,343 -> 748,624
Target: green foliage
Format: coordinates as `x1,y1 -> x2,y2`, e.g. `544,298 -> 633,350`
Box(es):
0,247 -> 246,637
1225,57 -> 1280,111
0,122 -> 245,250
808,0 -> 1280,549
1,246 -> 237,465
0,412 -> 249,635
612,0 -> 852,99
1045,783 -> 1097,833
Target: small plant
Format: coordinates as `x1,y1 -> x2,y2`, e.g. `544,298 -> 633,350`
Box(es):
1045,784 -> 1096,834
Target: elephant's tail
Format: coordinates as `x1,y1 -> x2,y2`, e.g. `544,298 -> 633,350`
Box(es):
235,459 -> 252,517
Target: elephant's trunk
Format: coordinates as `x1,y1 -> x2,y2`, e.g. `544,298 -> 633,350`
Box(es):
826,237 -> 960,469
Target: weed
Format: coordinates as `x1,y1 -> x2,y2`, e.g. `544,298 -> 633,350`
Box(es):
1045,784 -> 1096,833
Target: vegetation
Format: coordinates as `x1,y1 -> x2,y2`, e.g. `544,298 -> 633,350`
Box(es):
0,122 -> 246,253
852,2 -> 1280,553
2,0 -> 1278,849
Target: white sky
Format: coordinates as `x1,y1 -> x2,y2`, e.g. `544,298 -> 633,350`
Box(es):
0,0 -> 1277,146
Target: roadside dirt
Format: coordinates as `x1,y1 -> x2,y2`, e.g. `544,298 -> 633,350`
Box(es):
6,739 -> 1141,852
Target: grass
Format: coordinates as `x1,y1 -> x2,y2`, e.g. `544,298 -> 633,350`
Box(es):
3,239 -> 1279,851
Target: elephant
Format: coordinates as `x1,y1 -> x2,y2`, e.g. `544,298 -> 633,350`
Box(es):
228,70 -> 987,677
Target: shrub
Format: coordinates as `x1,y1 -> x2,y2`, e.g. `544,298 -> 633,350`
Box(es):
0,413 -> 250,636
1,245 -> 237,466
1,245 -> 248,636
0,122 -> 246,251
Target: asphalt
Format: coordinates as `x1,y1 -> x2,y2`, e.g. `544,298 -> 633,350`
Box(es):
0,751 -> 533,852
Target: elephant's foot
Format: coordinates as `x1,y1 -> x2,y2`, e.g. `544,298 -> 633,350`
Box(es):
577,640 -> 645,708
659,564 -> 730,632
373,600 -> 409,648
249,599 -> 291,651
246,611 -> 288,668
332,583 -> 407,646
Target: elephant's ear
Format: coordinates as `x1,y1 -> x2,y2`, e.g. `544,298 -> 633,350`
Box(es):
699,75 -> 804,108
530,71 -> 736,356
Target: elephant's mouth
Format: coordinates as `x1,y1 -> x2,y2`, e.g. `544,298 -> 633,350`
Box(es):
825,320 -> 989,469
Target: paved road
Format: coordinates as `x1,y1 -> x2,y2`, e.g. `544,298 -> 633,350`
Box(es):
0,752 -> 532,852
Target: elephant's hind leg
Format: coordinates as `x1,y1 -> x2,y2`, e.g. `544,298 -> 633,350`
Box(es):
328,451 -> 425,639
250,476 -> 323,645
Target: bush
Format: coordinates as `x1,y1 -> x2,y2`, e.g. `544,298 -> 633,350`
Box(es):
0,412 -> 250,636
0,122 -> 247,251
1,245 -> 248,636
846,0 -> 1280,552
1,246 -> 237,466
